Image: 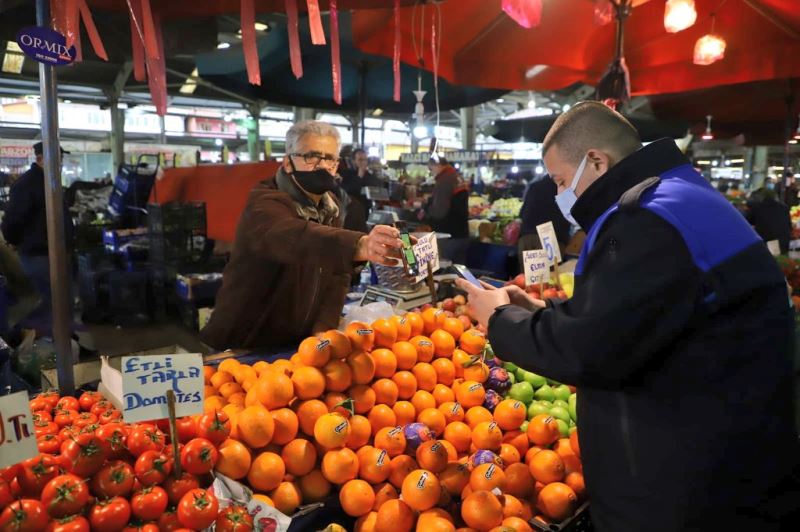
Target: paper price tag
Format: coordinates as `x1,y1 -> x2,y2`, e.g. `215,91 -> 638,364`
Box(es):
536,221 -> 562,265
121,354 -> 205,423
413,232 -> 440,283
522,250 -> 550,286
0,391 -> 39,468
767,240 -> 781,256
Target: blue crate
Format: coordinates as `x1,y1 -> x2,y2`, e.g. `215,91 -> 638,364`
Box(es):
175,273 -> 223,303
102,227 -> 149,253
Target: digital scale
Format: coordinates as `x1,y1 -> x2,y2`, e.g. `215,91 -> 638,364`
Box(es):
359,284 -> 432,311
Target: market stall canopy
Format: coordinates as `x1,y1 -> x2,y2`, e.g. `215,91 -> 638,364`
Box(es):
86,0 -> 419,17
352,0 -> 800,95
649,77 -> 800,145
196,14 -> 507,114
488,113 -> 688,143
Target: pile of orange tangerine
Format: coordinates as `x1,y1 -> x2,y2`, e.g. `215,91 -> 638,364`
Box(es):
203,308 -> 585,532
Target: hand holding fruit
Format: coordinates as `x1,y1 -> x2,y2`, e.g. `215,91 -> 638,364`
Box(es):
455,278 -> 511,328
499,285 -> 546,311
355,225 -> 403,266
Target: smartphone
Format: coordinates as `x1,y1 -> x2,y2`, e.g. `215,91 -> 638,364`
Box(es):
453,264 -> 482,288
395,222 -> 419,277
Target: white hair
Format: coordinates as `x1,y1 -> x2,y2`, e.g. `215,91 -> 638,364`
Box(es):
285,120 -> 341,155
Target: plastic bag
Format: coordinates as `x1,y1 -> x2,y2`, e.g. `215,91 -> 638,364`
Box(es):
342,301 -> 396,327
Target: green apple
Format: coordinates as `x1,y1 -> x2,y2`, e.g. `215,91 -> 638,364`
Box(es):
523,372 -> 547,389
568,394 -> 577,422
553,384 -> 572,402
534,384 -> 555,403
520,420 -> 529,433
552,400 -> 569,410
508,382 -> 534,405
547,378 -> 560,386
503,362 -> 519,374
568,426 -> 577,436
549,406 -> 571,424
555,419 -> 570,437
507,372 -> 516,385
528,402 -> 550,419
515,368 -> 528,383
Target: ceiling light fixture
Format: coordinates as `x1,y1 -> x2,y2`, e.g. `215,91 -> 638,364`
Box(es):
693,14 -> 726,66
664,0 -> 697,33
701,115 -> 714,140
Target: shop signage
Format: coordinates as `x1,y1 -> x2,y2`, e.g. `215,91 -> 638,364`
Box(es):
536,221 -> 561,265
0,391 -> 39,468
400,151 -> 494,164
16,26 -> 76,65
185,117 -> 238,138
121,354 -> 204,423
413,232 -> 440,282
522,249 -> 550,286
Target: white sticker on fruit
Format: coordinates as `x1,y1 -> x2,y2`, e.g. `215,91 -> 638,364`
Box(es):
120,353 -> 204,423
413,232 -> 440,283
536,221 -> 562,264
522,249 -> 550,286
0,391 -> 38,468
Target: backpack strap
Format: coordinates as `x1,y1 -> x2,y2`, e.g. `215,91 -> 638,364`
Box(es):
619,176 -> 660,211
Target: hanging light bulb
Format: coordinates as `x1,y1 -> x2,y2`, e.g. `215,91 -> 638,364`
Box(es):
702,115 -> 714,140
412,71 -> 428,140
664,0 -> 697,33
693,15 -> 726,65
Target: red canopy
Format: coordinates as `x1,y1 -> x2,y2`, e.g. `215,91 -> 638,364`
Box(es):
87,0 -> 418,17
352,0 -> 800,95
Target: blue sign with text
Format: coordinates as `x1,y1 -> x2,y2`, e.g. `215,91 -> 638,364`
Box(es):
16,26 -> 76,66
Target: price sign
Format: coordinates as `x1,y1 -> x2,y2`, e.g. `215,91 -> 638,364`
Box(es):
767,240 -> 781,256
536,222 -> 561,265
522,250 -> 550,286
413,233 -> 440,283
0,391 -> 38,468
121,354 -> 205,423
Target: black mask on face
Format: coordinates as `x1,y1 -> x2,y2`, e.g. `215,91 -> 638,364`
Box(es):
289,158 -> 338,194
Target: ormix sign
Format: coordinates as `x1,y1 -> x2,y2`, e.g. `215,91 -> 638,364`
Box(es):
16,26 -> 76,66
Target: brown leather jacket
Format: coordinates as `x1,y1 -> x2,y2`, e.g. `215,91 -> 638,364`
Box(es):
200,169 -> 364,350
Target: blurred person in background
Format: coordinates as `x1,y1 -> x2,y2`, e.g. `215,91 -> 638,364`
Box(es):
517,174 -> 571,267
420,155 -> 470,264
747,186 -> 792,254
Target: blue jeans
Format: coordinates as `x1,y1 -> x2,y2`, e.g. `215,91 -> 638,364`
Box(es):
19,254 -> 52,334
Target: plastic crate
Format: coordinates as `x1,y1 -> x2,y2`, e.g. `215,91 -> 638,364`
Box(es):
107,271 -> 150,323
531,502 -> 593,532
148,203 -> 208,263
176,273 -> 223,304
102,227 -> 148,253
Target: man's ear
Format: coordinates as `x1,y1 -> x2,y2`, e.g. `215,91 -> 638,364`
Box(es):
282,156 -> 292,174
586,149 -> 613,176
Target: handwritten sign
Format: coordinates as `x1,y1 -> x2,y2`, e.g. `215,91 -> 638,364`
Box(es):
522,250 -> 550,286
0,391 -> 38,468
536,221 -> 561,265
121,354 -> 204,423
413,232 -> 440,282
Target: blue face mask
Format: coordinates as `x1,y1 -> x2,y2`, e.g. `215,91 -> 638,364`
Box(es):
554,155 -> 587,226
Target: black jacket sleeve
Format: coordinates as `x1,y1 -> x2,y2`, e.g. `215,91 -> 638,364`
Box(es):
1,179 -> 33,246
488,209 -> 702,389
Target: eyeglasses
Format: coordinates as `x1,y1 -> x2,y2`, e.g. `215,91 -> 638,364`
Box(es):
291,152 -> 340,170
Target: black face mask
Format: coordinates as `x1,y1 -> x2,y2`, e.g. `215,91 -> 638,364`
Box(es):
289,159 -> 338,194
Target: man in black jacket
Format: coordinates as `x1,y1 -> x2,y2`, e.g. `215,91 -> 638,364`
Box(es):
458,102 -> 799,531
1,142 -> 73,333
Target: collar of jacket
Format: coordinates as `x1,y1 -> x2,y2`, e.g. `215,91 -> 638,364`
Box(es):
572,138 -> 690,230
275,167 -> 340,223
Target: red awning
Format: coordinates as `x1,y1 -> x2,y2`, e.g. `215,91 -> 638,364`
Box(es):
352,0 -> 800,95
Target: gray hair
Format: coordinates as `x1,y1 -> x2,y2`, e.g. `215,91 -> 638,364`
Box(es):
285,120 -> 341,155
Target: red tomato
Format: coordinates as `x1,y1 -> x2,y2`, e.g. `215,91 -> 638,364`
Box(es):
121,524 -> 159,532
180,438 -> 218,475
0,499 -> 50,532
163,472 -> 200,505
134,451 -> 172,487
18,455 -> 62,497
29,396 -> 51,412
0,464 -> 20,483
37,433 -> 62,455
54,410 -> 79,428
0,480 -> 13,509
157,508 -> 183,532
196,411 -> 231,446
98,409 -> 123,424
44,514 -> 90,532
95,423 -> 128,459
90,460 -> 135,499
127,426 -> 166,457
41,474 -> 90,518
130,486 -> 168,521
62,432 -> 107,477
78,391 -> 102,412
33,419 -> 58,437
56,396 -> 80,412
90,400 -> 113,417
89,497 -> 131,532
177,488 -> 219,530
215,504 -> 254,532
73,412 -> 98,428
32,411 -> 53,423
40,391 -> 61,410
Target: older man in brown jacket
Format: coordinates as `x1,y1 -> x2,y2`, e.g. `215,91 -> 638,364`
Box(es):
201,121 -> 402,350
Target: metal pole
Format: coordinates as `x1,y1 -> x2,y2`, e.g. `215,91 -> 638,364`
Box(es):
358,62 -> 367,147
36,0 -> 75,394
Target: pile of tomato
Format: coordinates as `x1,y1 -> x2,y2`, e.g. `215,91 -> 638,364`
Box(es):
0,390 -> 250,532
